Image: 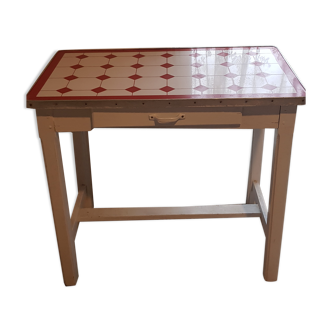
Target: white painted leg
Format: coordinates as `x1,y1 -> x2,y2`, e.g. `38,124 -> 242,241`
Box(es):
72,131 -> 95,208
37,116 -> 79,286
246,129 -> 265,204
263,107 -> 296,282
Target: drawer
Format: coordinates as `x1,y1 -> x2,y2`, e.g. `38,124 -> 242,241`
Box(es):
93,111 -> 242,128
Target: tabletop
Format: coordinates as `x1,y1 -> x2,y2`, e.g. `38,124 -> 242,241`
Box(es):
27,46 -> 305,108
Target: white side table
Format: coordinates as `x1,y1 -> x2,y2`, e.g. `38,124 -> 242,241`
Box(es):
26,46 -> 306,286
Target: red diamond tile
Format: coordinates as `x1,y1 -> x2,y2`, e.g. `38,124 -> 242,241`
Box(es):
105,54 -> 116,59
224,73 -> 238,78
256,72 -> 270,77
97,75 -> 110,80
227,84 -> 242,92
64,75 -> 78,81
132,63 -> 144,69
221,62 -> 233,67
57,87 -> 72,94
161,63 -> 173,68
77,55 -> 88,59
71,64 -> 83,70
218,52 -> 229,57
252,61 -> 263,66
101,64 -> 113,69
192,63 -> 203,68
192,73 -> 206,79
129,74 -> 142,80
262,84 -> 277,91
126,86 -> 141,93
160,74 -> 174,79
161,53 -> 173,58
189,53 -> 201,57
194,85 -> 208,92
133,54 -> 144,58
160,86 -> 174,93
92,87 -> 106,93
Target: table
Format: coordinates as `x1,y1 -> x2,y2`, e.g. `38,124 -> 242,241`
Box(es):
27,46 -> 306,286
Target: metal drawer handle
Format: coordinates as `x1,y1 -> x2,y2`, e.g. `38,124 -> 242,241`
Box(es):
149,114 -> 185,125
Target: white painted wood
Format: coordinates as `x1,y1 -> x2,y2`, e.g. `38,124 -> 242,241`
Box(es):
72,132 -> 95,208
252,181 -> 268,236
70,185 -> 86,242
264,106 -> 297,281
78,204 -> 260,222
246,129 -> 265,203
38,116 -> 78,286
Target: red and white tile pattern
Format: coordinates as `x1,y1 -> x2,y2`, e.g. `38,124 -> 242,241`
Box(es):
35,47 -> 300,98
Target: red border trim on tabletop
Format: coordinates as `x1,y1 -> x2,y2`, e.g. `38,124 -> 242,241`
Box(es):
26,46 -> 306,101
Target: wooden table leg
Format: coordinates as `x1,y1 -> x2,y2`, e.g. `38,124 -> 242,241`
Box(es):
38,116 -> 78,286
263,106 -> 297,281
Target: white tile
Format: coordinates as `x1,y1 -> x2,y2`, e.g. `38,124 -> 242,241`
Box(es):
75,67 -> 105,77
200,65 -> 229,76
50,67 -> 75,78
65,91 -> 97,96
273,87 -> 297,94
85,52 -> 112,57
234,75 -> 267,88
167,88 -> 201,95
105,67 -> 136,77
135,77 -> 165,89
266,74 -> 293,87
58,57 -> 80,67
111,52 -> 140,57
80,57 -> 109,66
37,90 -> 62,97
230,64 -> 259,75
98,89 -> 132,96
134,89 -> 167,95
136,66 -> 166,77
237,88 -> 271,94
168,56 -> 194,66
139,56 -> 166,66
168,77 -> 199,89
101,78 -> 134,90
108,57 -> 137,66
259,64 -> 284,74
168,66 -> 197,77
41,78 -> 68,91
68,78 -> 100,90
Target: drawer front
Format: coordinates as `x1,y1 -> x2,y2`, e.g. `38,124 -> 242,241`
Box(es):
93,112 -> 242,128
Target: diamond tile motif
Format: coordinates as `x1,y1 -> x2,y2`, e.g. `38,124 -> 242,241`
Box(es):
218,52 -> 229,57
101,64 -> 113,69
29,47 -> 302,100
92,87 -> 106,93
132,63 -> 144,69
194,85 -> 209,92
57,87 -> 72,94
192,74 -> 205,79
262,84 -> 277,90
129,74 -> 142,80
160,74 -> 174,80
161,63 -> 173,68
105,54 -> 117,59
189,53 -> 201,57
71,64 -> 83,70
64,75 -> 78,81
96,75 -> 110,80
126,86 -> 141,93
160,86 -> 174,93
252,61 -> 263,66
227,84 -> 243,92
161,53 -> 173,58
224,73 -> 238,78
221,62 -> 233,67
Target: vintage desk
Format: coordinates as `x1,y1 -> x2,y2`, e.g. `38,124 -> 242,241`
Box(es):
27,46 -> 306,286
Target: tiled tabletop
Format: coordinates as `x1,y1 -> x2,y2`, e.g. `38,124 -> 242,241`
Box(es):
27,46 -> 305,101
